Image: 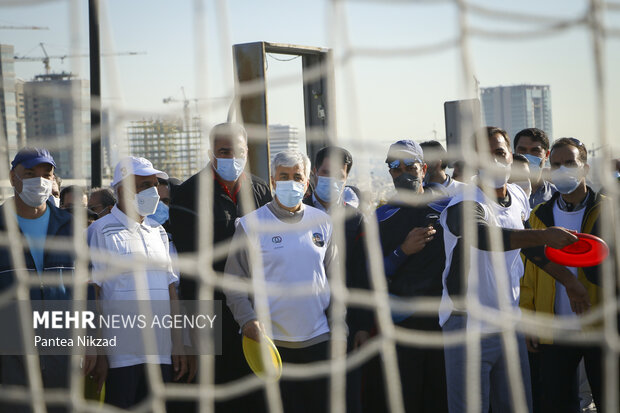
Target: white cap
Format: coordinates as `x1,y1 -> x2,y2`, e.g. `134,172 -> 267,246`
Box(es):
111,156 -> 169,187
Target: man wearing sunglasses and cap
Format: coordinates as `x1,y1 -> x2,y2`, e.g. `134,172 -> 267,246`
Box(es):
370,139 -> 449,412
0,147 -> 76,413
87,156 -> 189,408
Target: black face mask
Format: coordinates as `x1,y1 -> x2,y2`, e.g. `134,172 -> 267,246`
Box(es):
393,173 -> 421,192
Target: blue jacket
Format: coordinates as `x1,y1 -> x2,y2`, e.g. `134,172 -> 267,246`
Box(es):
0,199 -> 75,299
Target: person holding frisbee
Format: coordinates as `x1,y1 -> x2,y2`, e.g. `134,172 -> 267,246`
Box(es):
224,150 -> 338,413
520,138 -> 609,413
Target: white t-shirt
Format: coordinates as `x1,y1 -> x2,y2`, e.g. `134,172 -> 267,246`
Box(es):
552,201 -> 585,320
87,205 -> 178,368
439,183 -> 531,332
238,205 -> 332,342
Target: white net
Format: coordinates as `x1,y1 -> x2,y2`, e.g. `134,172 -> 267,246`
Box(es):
0,1 -> 619,413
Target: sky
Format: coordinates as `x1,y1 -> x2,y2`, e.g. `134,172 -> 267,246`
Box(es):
2,0 -> 619,175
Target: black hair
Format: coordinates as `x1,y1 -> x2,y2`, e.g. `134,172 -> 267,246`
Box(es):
420,140 -> 447,170
514,128 -> 550,151
89,187 -> 117,208
59,185 -> 86,207
551,137 -> 587,164
512,153 -> 528,164
314,146 -> 353,174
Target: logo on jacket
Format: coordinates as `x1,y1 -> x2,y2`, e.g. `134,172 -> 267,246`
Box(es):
272,236 -> 282,244
312,232 -> 324,247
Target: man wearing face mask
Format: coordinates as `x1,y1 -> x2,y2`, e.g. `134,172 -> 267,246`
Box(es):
87,156 -> 189,408
514,128 -> 558,208
0,148 -> 76,413
225,150 -> 338,413
519,138 -> 609,413
510,154 -> 533,199
440,128 -> 591,413
169,122 -> 271,412
303,146 -> 372,413
420,140 -> 465,197
369,139 -> 449,412
87,188 -> 116,221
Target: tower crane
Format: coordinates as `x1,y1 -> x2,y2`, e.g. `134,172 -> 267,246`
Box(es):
14,43 -> 145,74
163,87 -> 196,130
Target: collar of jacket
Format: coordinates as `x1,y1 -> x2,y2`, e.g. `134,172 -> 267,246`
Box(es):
532,186 -> 601,228
0,198 -> 73,236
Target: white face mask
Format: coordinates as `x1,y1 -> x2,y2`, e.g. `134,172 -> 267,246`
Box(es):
15,175 -> 53,207
480,159 -> 511,189
48,195 -> 60,208
134,186 -> 160,216
551,166 -> 583,195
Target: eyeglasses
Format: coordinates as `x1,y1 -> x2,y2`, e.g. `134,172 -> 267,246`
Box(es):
387,158 -> 421,169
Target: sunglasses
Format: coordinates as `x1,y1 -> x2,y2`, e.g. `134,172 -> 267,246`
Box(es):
565,137 -> 584,147
387,158 -> 421,169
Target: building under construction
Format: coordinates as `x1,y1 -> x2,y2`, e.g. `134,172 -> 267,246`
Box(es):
126,118 -> 204,180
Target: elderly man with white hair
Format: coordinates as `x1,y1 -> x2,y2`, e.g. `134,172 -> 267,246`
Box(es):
224,149 -> 338,413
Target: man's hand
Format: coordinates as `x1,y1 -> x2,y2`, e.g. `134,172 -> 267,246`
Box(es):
172,354 -> 188,382
525,336 -> 540,353
542,226 -> 579,249
353,330 -> 370,350
400,226 -> 436,255
185,347 -> 197,383
87,355 -> 108,394
565,277 -> 591,315
242,320 -> 262,342
82,354 -> 97,377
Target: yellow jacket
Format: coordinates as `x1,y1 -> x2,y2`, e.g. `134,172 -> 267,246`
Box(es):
519,188 -> 604,344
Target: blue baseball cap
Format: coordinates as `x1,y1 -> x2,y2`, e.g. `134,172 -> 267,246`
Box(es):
11,147 -> 57,170
385,140 -> 424,163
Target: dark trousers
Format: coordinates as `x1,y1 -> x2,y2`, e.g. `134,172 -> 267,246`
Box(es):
539,344 -> 602,413
361,316 -> 449,413
397,316 -> 449,413
105,363 -> 172,409
278,341 -> 329,413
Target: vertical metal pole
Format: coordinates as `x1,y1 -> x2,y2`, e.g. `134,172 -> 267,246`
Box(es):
89,0 -> 102,187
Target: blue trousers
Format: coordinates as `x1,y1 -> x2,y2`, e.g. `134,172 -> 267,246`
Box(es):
442,315 -> 533,413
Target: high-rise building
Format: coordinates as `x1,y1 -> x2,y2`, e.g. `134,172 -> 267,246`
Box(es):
0,44 -> 19,161
126,118 -> 204,180
15,78 -> 26,146
481,85 -> 553,140
269,124 -> 299,161
23,72 -> 91,179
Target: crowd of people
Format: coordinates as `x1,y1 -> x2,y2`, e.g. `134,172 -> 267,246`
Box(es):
0,123 -> 618,413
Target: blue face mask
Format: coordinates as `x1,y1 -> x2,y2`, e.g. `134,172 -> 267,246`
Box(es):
148,202 -> 169,225
314,176 -> 345,203
275,180 -> 306,208
215,157 -> 246,181
523,154 -> 543,177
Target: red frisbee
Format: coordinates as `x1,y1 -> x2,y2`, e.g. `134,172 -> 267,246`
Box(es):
545,233 -> 609,267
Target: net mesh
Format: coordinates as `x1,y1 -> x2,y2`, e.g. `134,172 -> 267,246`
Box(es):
0,1 -> 619,412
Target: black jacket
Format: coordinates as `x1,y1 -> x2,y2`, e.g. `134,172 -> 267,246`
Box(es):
377,201 -> 445,298
169,167 -> 272,296
303,196 -> 373,335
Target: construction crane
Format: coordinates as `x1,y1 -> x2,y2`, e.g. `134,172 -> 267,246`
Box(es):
163,87 -> 195,130
14,43 -> 145,74
0,25 -> 49,30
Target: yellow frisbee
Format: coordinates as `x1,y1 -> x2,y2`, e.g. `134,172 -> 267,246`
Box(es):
242,335 -> 282,380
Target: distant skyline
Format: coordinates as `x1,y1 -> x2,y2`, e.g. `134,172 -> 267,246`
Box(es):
2,0 -> 619,170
